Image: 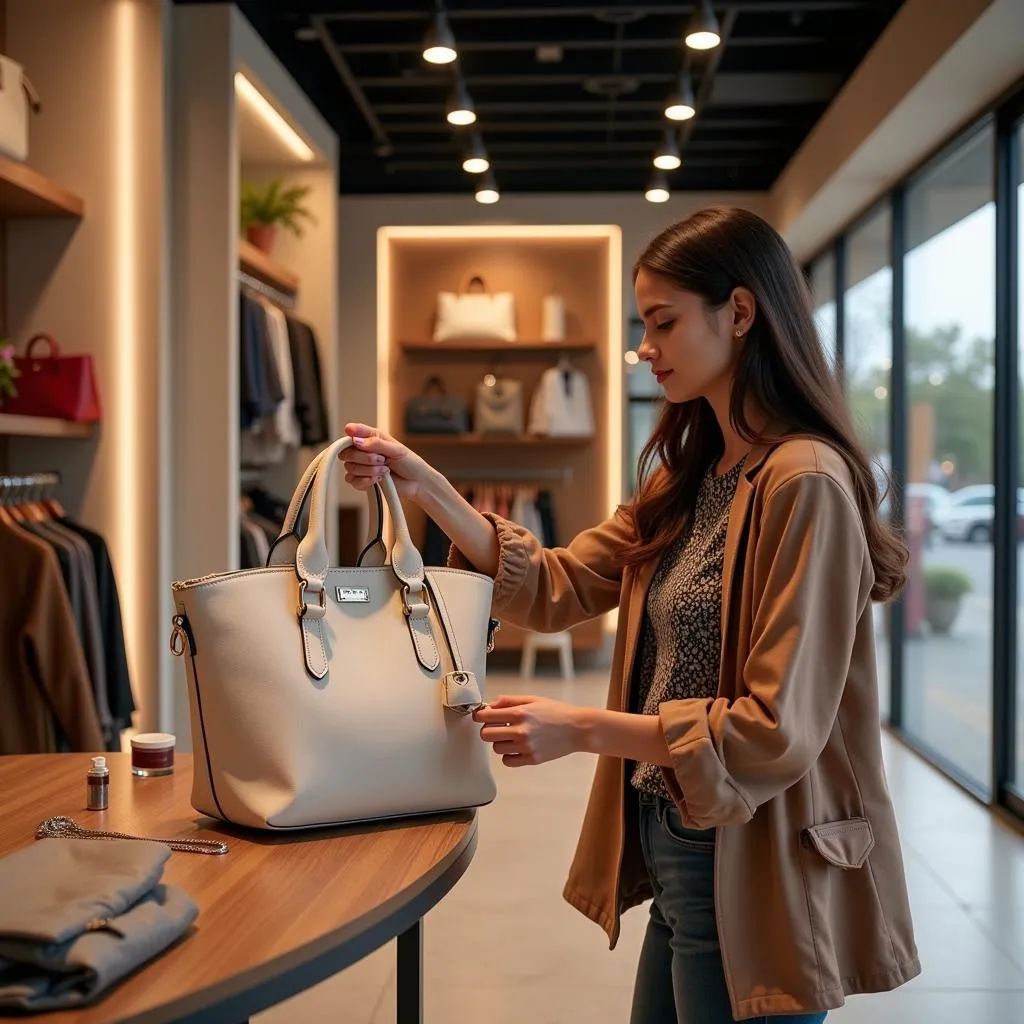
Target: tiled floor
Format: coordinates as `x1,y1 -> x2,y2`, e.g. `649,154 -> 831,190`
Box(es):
258,669 -> 1024,1024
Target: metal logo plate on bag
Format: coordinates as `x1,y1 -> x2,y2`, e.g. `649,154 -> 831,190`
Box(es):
336,587 -> 370,603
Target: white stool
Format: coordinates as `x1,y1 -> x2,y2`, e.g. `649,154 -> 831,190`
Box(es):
520,630 -> 575,680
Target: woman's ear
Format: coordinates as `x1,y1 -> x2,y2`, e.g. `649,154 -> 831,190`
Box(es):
730,287 -> 756,337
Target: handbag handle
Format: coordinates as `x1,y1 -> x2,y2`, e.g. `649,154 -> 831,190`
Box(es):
268,450 -> 385,569
459,272 -> 488,294
25,333 -> 60,359
294,437 -> 432,680
422,375 -> 448,395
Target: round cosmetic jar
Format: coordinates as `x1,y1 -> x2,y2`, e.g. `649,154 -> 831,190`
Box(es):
131,733 -> 176,777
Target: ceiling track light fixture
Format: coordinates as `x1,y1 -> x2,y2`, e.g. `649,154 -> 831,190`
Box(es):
422,1 -> 457,65
645,171 -> 671,204
474,171 -> 500,204
685,0 -> 721,51
446,78 -> 477,126
462,135 -> 490,174
653,131 -> 682,171
665,70 -> 696,121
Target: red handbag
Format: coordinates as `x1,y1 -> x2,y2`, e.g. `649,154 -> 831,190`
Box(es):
4,333 -> 102,422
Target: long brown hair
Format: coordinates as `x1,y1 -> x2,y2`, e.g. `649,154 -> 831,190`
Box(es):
623,206 -> 906,603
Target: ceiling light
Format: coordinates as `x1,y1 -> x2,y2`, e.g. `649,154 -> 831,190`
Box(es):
446,80 -> 477,126
645,172 -> 670,203
665,71 -> 696,121
653,131 -> 682,171
234,72 -> 315,162
685,0 -> 721,51
422,6 -> 457,65
475,172 -> 500,204
462,136 -> 490,174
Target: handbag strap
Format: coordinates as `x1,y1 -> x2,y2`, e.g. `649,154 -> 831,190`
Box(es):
25,333 -> 60,359
422,376 -> 448,395
295,437 -> 436,680
459,272 -> 488,294
268,450 -> 385,569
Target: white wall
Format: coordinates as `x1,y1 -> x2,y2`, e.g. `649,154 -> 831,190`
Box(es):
336,190 -> 770,508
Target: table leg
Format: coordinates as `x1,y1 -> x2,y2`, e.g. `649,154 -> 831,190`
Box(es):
396,918 -> 423,1024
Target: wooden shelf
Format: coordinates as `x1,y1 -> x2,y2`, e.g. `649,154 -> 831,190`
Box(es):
405,433 -> 592,446
0,413 -> 93,438
238,239 -> 299,295
400,339 -> 595,354
0,156 -> 84,218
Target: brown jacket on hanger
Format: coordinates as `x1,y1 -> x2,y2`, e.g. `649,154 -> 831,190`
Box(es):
0,522 -> 103,754
448,437 -> 920,1020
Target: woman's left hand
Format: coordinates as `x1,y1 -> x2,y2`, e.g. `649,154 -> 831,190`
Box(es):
473,695 -> 586,767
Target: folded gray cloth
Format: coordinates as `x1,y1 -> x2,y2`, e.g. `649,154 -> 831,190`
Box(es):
0,838 -> 198,1011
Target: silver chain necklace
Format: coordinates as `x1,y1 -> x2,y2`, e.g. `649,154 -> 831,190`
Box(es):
36,815 -> 229,855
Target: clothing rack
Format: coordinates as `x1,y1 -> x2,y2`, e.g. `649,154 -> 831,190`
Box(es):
447,467 -> 573,484
238,270 -> 296,309
0,471 -> 60,499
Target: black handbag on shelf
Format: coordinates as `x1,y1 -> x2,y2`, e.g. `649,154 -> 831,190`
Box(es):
404,376 -> 470,435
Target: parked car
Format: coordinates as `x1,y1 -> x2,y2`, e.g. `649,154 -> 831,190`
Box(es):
932,485 -> 1024,543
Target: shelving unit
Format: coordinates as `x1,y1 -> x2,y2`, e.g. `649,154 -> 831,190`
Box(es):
0,413 -> 92,438
379,225 -> 622,655
238,238 -> 299,295
0,156 -> 84,218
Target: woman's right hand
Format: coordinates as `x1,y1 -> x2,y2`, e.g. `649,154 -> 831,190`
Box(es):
341,424 -> 433,500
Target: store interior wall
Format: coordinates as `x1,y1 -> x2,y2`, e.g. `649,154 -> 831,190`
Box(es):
3,0 -> 168,733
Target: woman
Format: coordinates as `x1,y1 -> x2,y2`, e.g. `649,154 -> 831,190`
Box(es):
341,207 -> 921,1023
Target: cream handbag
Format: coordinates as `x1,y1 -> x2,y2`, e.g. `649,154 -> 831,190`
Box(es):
474,376 -> 524,434
434,274 -> 517,343
170,437 -> 497,831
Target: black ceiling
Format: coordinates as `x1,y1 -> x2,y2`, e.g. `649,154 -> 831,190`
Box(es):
222,1 -> 905,195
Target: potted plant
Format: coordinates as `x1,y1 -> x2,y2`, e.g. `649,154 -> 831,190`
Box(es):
0,342 -> 20,407
239,177 -> 316,254
924,566 -> 972,635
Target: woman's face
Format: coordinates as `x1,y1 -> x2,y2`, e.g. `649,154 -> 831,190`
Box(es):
634,267 -> 752,406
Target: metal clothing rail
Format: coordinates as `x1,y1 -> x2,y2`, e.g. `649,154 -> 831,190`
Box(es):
0,471 -> 60,498
447,466 -> 573,484
238,271 -> 296,309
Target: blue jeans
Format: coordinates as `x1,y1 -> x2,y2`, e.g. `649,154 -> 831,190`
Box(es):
630,794 -> 827,1024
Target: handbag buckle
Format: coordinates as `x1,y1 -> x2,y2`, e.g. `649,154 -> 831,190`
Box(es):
297,579 -> 327,620
401,583 -> 431,618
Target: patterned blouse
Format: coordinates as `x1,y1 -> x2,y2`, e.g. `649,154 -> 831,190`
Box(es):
630,459 -> 744,799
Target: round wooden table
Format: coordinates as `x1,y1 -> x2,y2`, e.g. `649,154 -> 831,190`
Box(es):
0,754 -> 478,1024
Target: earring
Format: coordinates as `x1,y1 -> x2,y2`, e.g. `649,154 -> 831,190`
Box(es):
735,329 -> 743,338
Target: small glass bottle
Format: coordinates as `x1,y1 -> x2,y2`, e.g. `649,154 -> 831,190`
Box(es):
86,756 -> 109,811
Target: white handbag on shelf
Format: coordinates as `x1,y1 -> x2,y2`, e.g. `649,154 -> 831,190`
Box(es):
0,56 -> 40,163
170,437 -> 497,831
434,274 -> 517,343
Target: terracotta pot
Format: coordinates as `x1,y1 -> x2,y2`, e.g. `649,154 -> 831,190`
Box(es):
246,224 -> 277,254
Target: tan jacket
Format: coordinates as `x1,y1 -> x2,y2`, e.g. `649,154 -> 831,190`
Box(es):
0,521 -> 103,754
451,437 -> 920,1019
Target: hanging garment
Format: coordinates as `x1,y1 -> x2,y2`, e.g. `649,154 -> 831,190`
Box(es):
528,362 -> 595,437
33,520 -> 115,747
0,521 -> 103,754
241,298 -> 302,466
423,516 -> 452,568
535,488 -> 559,547
59,517 -> 135,729
285,316 -> 330,446
510,488 -> 545,542
239,292 -> 284,430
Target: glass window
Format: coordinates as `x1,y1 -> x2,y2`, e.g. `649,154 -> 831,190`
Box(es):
625,318 -> 662,495
903,124 -> 995,792
809,250 -> 837,364
1016,119 -> 1024,794
843,203 -> 893,720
